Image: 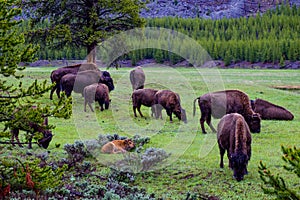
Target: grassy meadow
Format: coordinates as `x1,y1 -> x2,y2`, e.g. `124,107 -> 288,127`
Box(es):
5,65 -> 300,199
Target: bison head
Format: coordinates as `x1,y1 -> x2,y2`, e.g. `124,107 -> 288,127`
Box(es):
246,113 -> 261,133
230,152 -> 249,182
174,108 -> 187,123
38,130 -> 53,149
124,139 -> 135,151
100,76 -> 114,92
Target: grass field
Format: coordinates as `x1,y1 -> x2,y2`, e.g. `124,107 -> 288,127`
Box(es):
5,66 -> 300,199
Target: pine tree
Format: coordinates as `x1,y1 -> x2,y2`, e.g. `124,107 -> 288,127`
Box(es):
0,0 -> 71,146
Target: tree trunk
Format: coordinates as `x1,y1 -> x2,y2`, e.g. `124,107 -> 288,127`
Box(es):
87,44 -> 97,63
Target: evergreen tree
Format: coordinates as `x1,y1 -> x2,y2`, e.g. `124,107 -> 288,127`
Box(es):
20,0 -> 145,64
0,0 -> 71,145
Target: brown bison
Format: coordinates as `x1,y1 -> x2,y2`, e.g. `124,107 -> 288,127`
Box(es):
217,113 -> 252,182
60,70 -> 114,97
250,98 -> 294,120
130,66 -> 145,90
8,107 -> 52,149
193,90 -> 261,134
83,83 -> 110,112
132,88 -> 159,118
50,63 -> 98,99
155,90 -> 187,123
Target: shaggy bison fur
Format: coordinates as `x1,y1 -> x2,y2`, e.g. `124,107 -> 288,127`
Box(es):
60,70 -> 114,97
50,63 -> 98,99
193,90 -> 261,134
250,98 -> 294,120
217,113 -> 252,182
84,83 -> 110,112
132,88 -> 159,118
130,66 -> 145,90
155,90 -> 187,123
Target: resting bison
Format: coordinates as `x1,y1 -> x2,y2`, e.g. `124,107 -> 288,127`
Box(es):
217,113 -> 252,182
101,139 -> 135,154
50,63 -> 98,99
8,107 -> 52,149
130,66 -> 145,90
155,90 -> 187,123
193,90 -> 261,134
132,88 -> 158,118
250,98 -> 294,120
84,83 -> 110,112
60,70 -> 114,97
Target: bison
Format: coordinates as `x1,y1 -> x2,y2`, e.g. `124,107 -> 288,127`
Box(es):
130,66 -> 145,90
193,90 -> 261,134
8,107 -> 52,149
60,70 -> 114,97
131,88 -> 159,118
84,83 -> 110,112
155,90 -> 187,123
50,63 -> 98,99
250,98 -> 294,120
101,139 -> 135,154
217,113 -> 252,182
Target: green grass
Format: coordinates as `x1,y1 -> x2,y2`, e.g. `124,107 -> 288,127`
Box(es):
5,66 -> 300,199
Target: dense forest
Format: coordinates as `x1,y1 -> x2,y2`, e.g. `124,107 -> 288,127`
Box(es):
22,4 -> 300,66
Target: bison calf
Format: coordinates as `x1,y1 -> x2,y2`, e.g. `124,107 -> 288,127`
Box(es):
155,90 -> 187,123
83,83 -> 110,112
217,113 -> 252,182
132,88 -> 158,118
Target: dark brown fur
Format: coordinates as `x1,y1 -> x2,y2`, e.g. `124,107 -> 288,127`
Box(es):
132,88 -> 159,118
155,90 -> 187,123
193,90 -> 261,134
50,63 -> 98,99
130,66 -> 145,90
251,98 -> 294,120
60,70 -> 114,97
101,139 -> 135,154
84,83 -> 110,112
217,113 -> 252,181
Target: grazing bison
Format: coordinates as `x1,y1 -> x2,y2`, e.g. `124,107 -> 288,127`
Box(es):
132,88 -> 158,118
193,90 -> 261,134
217,113 -> 252,182
84,83 -> 110,112
50,63 -> 98,99
60,70 -> 114,97
101,139 -> 135,154
250,98 -> 294,120
8,107 -> 52,149
130,66 -> 145,90
155,90 -> 187,123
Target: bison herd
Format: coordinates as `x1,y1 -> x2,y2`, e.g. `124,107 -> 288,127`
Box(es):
8,64 -> 295,182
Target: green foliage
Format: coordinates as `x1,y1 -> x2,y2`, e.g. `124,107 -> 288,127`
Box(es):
20,0 -> 146,62
0,0 -> 72,146
258,146 -> 300,200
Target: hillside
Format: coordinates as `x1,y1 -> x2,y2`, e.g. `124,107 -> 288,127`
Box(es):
141,0 -> 300,19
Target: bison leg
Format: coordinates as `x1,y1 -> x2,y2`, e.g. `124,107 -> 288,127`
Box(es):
11,129 -> 23,147
206,115 -> 216,133
98,102 -> 104,111
219,145 -> 225,168
50,84 -> 57,100
28,133 -> 33,149
200,117 -> 207,134
137,105 -> 144,117
88,102 -> 95,112
166,109 -> 173,122
133,106 -> 138,117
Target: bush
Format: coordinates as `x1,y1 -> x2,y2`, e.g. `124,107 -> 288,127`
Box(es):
258,145 -> 300,200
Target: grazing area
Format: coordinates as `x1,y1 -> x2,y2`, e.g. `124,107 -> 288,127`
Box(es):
1,66 -> 299,199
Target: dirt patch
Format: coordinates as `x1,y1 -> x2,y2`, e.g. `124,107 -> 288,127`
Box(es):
271,85 -> 300,90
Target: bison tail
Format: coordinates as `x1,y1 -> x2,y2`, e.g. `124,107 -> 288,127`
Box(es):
193,97 -> 200,117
